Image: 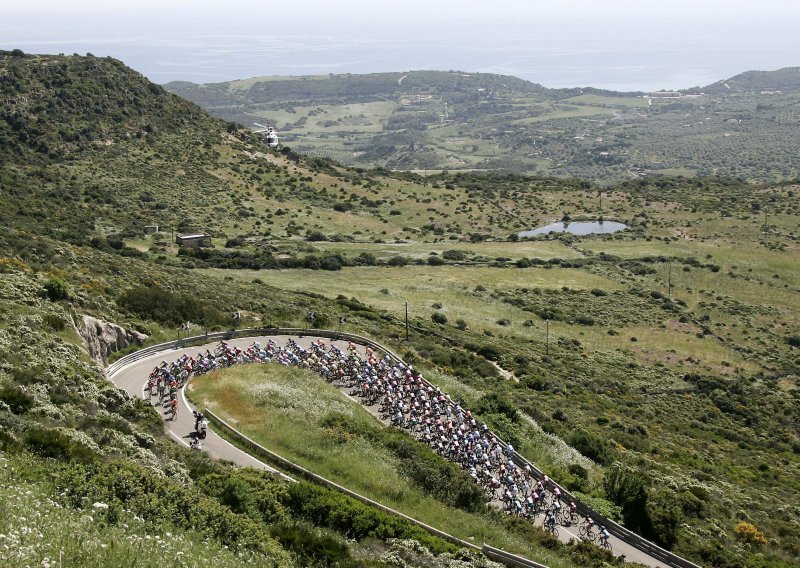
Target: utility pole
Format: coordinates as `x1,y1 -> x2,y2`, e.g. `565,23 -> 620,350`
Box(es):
764,209 -> 768,232
405,301 -> 409,341
545,319 -> 550,356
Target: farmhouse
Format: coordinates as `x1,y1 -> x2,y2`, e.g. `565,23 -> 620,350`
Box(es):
175,233 -> 212,248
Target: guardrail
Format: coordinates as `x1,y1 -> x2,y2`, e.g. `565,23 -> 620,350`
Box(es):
105,327 -> 702,568
482,545 -> 549,568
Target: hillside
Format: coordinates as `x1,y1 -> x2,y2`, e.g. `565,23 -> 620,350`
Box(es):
1,51 -> 800,568
166,68 -> 800,182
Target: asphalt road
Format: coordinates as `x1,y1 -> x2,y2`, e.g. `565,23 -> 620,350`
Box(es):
108,335 -> 671,568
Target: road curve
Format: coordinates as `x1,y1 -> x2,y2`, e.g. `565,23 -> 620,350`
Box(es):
108,334 -> 674,568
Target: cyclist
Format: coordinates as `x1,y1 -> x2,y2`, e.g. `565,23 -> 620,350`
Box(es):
598,525 -> 612,548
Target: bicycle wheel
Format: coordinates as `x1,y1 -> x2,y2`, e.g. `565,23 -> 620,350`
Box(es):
600,538 -> 611,550
586,529 -> 597,542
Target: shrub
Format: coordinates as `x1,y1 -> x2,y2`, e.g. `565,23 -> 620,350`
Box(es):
455,319 -> 467,331
474,394 -> 519,424
476,345 -> 500,360
283,481 -> 455,554
44,277 -> 71,301
319,256 -> 342,271
56,461 -> 287,559
0,385 -> 34,414
734,521 -> 767,545
270,522 -> 351,565
43,314 -> 66,331
387,255 -> 408,267
431,312 -> 447,324
603,463 -> 649,532
427,255 -> 445,266
25,429 -> 98,463
117,286 -> 225,327
442,249 -> 466,261
306,230 -> 328,242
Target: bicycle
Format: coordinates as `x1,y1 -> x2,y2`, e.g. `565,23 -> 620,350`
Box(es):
543,516 -> 559,538
598,532 -> 612,550
579,523 -> 597,542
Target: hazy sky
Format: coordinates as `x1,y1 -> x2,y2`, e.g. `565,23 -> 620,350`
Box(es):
3,0 -> 799,91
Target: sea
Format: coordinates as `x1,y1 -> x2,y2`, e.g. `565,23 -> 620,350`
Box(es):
5,1 -> 799,92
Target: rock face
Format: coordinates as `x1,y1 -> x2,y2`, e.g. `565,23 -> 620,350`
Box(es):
76,315 -> 148,365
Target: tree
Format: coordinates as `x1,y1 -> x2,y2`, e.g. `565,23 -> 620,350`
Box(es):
603,463 -> 649,531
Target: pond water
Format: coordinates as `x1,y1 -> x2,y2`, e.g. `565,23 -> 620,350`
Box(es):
518,221 -> 628,238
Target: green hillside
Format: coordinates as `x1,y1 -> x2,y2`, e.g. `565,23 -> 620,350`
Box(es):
1,51 -> 800,568
166,68 -> 800,182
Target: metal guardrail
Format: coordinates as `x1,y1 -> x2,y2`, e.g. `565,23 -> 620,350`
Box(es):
483,545 -> 549,568
105,327 -> 702,568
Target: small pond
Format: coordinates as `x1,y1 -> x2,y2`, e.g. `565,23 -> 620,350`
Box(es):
518,220 -> 627,238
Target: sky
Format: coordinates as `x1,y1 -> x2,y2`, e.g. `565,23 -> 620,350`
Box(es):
3,0 -> 800,91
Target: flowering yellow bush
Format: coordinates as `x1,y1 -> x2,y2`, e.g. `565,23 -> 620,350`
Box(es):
734,521 -> 767,545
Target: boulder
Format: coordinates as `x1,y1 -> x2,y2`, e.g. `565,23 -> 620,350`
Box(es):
76,315 -> 148,365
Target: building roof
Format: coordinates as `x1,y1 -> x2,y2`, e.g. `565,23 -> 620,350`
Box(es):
177,233 -> 210,239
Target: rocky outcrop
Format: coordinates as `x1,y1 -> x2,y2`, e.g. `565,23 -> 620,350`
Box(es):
76,315 -> 148,365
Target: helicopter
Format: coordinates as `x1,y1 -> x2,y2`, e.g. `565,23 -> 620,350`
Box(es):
253,122 -> 280,148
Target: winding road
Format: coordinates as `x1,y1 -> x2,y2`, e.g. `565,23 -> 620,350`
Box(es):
108,334 -> 683,568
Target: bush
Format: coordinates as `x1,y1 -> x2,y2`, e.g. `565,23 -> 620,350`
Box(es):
117,286 -> 225,327
56,461 -> 287,559
474,394 -> 519,423
387,255 -> 408,267
270,522 -> 351,565
283,481 -> 455,554
44,277 -> 71,301
734,521 -> 768,545
603,463 -> 649,532
476,345 -> 501,361
442,249 -> 466,261
25,429 -> 98,463
431,312 -> 448,324
427,255 -> 445,266
306,230 -> 328,242
568,427 -> 612,464
0,385 -> 34,414
319,256 -> 342,271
